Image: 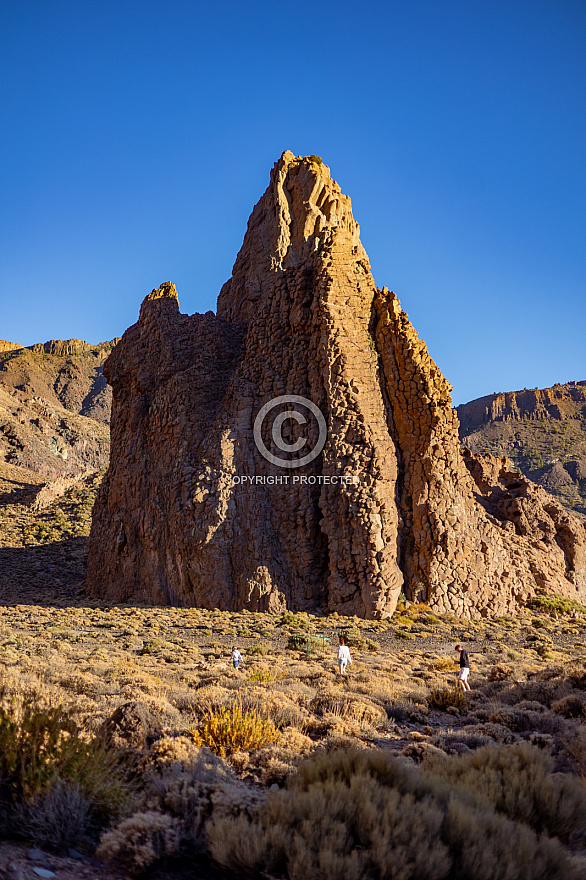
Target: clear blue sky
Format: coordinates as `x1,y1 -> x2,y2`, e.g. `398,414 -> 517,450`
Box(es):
1,0 -> 584,405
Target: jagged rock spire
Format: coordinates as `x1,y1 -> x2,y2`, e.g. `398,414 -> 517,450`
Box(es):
86,154 -> 586,617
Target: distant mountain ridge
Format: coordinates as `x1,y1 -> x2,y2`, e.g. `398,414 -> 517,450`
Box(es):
0,337 -> 119,478
458,380 -> 586,518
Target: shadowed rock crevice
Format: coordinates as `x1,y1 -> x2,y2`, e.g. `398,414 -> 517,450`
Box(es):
86,152 -> 586,618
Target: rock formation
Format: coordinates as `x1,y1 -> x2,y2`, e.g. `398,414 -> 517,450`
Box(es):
458,381 -> 586,518
0,339 -> 117,478
458,382 -> 586,430
86,152 -> 586,617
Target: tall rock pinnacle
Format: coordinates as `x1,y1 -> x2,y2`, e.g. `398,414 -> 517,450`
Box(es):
86,152 -> 586,617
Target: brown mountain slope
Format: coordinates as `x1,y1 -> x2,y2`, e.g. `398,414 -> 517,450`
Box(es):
86,151 -> 585,619
457,382 -> 586,518
0,339 -> 118,478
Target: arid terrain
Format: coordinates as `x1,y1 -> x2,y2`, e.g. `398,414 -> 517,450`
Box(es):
1,462 -> 586,878
1,156 -> 585,879
458,381 -> 586,518
0,340 -> 116,480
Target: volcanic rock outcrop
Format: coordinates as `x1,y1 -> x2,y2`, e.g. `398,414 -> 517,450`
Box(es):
0,339 -> 117,478
457,382 -> 586,518
87,152 -> 586,617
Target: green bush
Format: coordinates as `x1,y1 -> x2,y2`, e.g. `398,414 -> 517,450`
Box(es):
527,595 -> 586,616
306,155 -> 322,165
286,633 -> 324,652
339,626 -> 379,651
339,626 -> 362,647
280,612 -> 314,630
286,633 -> 308,651
395,630 -> 416,640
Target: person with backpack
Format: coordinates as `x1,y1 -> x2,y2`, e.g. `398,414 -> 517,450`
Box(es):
455,644 -> 471,692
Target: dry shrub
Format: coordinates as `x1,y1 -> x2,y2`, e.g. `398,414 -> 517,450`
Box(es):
100,748 -> 262,874
97,811 -> 180,874
386,699 -> 428,723
238,689 -> 309,732
199,704 -> 278,757
567,666 -> 586,690
189,684 -> 232,716
423,742 -> 586,843
428,687 -> 466,712
488,706 -> 566,736
0,686 -> 129,850
429,656 -> 455,672
140,735 -> 203,773
208,748 -> 577,880
309,690 -> 386,726
347,669 -> 397,704
12,780 -> 91,851
457,722 -> 517,745
251,727 -> 315,784
208,761 -> 450,880
488,679 -> 568,709
0,686 -> 127,814
432,732 -> 492,754
443,796 -> 571,880
487,664 -> 513,682
552,695 -> 586,718
246,643 -> 271,656
0,691 -> 84,803
561,726 -> 586,775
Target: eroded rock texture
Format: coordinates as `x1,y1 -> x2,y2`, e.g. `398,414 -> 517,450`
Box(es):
0,339 -> 116,477
87,152 -> 586,617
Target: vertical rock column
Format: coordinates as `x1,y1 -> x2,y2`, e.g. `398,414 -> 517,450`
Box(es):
374,288 -> 491,613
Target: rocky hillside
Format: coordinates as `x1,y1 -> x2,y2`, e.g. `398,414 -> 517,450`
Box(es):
458,382 -> 586,518
87,151 -> 585,619
0,338 -> 118,478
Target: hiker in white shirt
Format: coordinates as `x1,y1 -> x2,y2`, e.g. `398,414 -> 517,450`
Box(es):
337,636 -> 352,675
231,646 -> 243,671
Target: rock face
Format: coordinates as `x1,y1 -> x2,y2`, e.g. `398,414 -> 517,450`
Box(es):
457,382 -> 586,519
86,152 -> 586,617
0,339 -> 117,478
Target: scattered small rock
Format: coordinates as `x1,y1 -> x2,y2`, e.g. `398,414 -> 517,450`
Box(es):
27,851 -> 48,863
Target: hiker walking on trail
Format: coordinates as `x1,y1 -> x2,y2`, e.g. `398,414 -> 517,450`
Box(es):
231,646 -> 243,671
337,636 -> 352,675
455,644 -> 471,692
